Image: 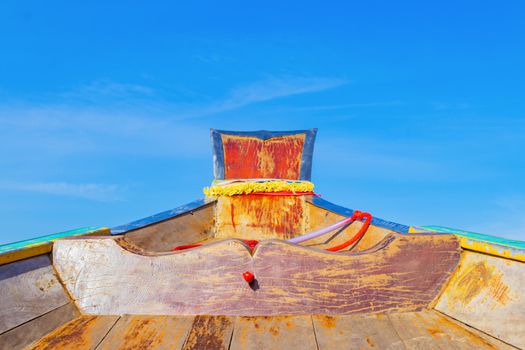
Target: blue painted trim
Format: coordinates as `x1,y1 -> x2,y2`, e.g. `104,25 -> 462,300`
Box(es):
210,129 -> 317,181
211,129 -> 225,180
308,197 -> 410,234
111,198 -> 215,235
422,225 -> 525,249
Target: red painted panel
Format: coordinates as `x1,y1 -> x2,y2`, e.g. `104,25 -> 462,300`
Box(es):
222,134 -> 305,179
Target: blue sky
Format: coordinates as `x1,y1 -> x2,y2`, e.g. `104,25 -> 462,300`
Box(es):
1,1 -> 524,244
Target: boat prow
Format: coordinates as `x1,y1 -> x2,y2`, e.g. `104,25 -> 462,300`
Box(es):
1,129 -> 523,349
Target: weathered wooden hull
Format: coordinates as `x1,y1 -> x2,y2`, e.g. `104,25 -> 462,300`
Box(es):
1,129 -> 524,348
2,198 -> 523,349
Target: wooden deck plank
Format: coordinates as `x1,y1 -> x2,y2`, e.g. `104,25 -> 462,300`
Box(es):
10,311 -> 514,350
388,312 -> 451,349
425,310 -> 516,350
26,315 -> 119,350
312,314 -> 405,350
0,303 -> 79,350
229,316 -> 317,350
97,315 -> 195,349
388,310 -> 511,350
0,254 -> 70,333
182,315 -> 234,350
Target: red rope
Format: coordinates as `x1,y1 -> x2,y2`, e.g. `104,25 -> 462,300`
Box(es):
245,191 -> 318,196
325,211 -> 372,252
172,212 -> 372,253
173,239 -> 259,252
172,243 -> 202,251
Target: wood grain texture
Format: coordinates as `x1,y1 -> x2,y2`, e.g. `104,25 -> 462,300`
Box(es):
435,251 -> 525,349
0,254 -> 70,334
221,133 -> 305,180
0,303 -> 79,350
247,234 -> 460,315
313,311 -> 513,350
13,311 -> 511,350
215,196 -> 306,240
54,233 -> 460,316
54,238 -> 253,315
183,315 -> 234,350
390,310 -> 516,350
26,315 -> 119,350
313,314 -> 405,349
121,203 -> 215,253
98,315 -> 195,349
230,316 -> 317,350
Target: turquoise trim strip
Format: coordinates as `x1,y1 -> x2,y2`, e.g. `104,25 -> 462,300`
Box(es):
421,225 -> 525,249
0,227 -> 103,254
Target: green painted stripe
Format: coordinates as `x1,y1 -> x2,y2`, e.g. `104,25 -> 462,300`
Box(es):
0,227 -> 103,254
422,225 -> 525,249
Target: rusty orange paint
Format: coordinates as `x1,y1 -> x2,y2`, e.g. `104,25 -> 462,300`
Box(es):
183,315 -> 234,350
97,315 -> 195,349
427,313 -> 499,349
119,319 -> 163,349
222,134 -> 305,179
28,316 -> 118,350
488,273 -> 511,305
215,196 -> 305,240
318,315 -> 337,329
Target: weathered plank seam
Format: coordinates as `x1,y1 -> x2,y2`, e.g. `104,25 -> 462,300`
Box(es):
309,315 -> 321,350
432,310 -> 520,349
385,314 -> 410,349
93,316 -> 121,350
0,301 -> 71,336
227,319 -> 236,350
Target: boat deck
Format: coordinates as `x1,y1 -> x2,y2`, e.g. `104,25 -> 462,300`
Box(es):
14,310 -> 512,350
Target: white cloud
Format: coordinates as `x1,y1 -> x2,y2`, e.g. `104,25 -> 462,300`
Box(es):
0,76 -> 347,157
183,76 -> 348,118
0,181 -> 124,202
291,101 -> 403,111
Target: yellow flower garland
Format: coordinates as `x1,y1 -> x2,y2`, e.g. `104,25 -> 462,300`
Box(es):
203,180 -> 314,197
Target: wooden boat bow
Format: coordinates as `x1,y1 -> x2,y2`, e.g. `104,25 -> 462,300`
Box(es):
0,129 -> 523,349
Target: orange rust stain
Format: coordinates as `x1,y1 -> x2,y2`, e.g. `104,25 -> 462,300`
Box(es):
318,315 -> 337,329
183,316 -> 232,350
446,260 -> 511,308
426,327 -> 444,337
488,273 -> 510,305
119,318 -> 163,350
230,202 -> 236,231
217,196 -> 303,239
222,134 -> 305,179
366,337 -> 376,347
269,326 -> 280,336
29,316 -> 100,349
433,314 -> 498,349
